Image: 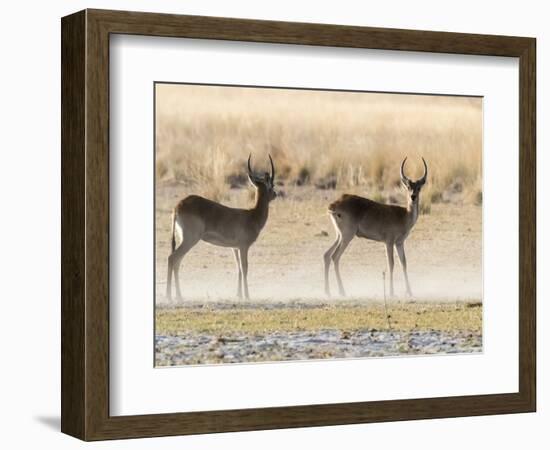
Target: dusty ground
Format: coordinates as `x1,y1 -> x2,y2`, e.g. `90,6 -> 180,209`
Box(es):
155,182 -> 482,303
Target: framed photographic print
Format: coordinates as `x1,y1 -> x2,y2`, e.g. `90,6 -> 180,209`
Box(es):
61,9 -> 536,441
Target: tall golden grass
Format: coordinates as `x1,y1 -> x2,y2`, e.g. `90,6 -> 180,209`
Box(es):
155,84 -> 482,208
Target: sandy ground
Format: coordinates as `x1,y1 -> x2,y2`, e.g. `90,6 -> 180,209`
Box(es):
155,182 -> 482,304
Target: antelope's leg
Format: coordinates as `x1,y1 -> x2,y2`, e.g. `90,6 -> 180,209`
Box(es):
239,246 -> 250,300
233,248 -> 243,299
323,234 -> 342,297
385,242 -> 395,297
170,237 -> 199,301
396,242 -> 412,297
332,234 -> 353,297
166,253 -> 174,301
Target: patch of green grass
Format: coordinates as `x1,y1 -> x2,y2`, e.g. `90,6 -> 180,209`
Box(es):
156,301 -> 482,335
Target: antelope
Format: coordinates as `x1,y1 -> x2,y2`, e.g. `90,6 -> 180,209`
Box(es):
323,157 -> 428,298
166,154 -> 277,301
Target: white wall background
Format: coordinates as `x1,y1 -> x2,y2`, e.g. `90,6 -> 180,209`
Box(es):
0,1 -> 545,448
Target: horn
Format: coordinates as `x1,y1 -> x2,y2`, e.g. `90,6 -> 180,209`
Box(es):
400,157 -> 411,184
268,154 -> 275,181
419,157 -> 428,184
247,153 -> 254,177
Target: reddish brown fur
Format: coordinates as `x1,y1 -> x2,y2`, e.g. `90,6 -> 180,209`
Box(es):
324,158 -> 427,298
329,194 -> 407,221
166,156 -> 276,301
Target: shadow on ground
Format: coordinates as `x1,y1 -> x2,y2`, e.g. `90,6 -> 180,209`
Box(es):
34,415 -> 60,431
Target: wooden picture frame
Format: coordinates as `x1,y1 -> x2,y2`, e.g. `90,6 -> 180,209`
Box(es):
61,9 -> 536,441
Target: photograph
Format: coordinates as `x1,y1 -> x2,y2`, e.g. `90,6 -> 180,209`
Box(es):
154,83 -> 483,366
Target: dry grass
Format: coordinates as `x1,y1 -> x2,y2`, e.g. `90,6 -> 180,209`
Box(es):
156,302 -> 482,335
156,84 -> 482,206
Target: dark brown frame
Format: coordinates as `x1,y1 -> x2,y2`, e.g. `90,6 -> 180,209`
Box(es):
61,9 -> 536,441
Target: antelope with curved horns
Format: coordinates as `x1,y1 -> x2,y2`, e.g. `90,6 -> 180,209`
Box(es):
166,154 -> 277,301
324,157 -> 428,298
